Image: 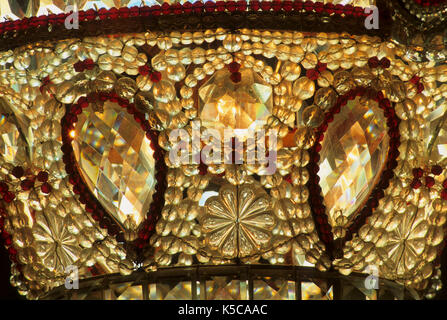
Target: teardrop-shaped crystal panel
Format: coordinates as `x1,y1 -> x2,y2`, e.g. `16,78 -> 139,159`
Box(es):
72,100 -> 156,230
0,99 -> 29,166
318,97 -> 389,226
424,97 -> 447,165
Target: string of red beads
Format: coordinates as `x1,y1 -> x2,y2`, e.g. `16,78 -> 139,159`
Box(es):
74,59 -> 96,73
368,57 -> 391,69
411,165 -> 443,190
306,62 -> 327,81
228,61 -> 242,83
0,205 -> 22,274
0,1 -> 369,36
61,92 -> 167,249
138,65 -> 162,83
412,0 -> 447,7
410,75 -> 425,94
307,87 -> 401,257
0,166 -> 52,288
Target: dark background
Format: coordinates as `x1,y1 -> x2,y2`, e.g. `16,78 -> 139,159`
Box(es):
0,243 -> 446,300
0,245 -> 22,299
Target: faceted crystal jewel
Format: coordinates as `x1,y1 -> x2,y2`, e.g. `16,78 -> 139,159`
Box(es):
0,100 -> 28,165
0,113 -> 28,165
318,97 -> 389,226
425,98 -> 447,165
199,68 -> 272,136
72,101 -> 156,229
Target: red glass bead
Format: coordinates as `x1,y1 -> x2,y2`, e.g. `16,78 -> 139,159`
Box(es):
118,7 -> 130,18
410,178 -> 422,189
41,182 -> 52,194
230,71 -> 242,83
379,99 -> 391,109
339,96 -> 348,106
314,2 -> 324,13
151,5 -> 162,16
324,113 -> 334,123
0,182 -> 7,193
139,65 -> 151,76
442,189 -> 447,200
20,179 -> 34,191
150,71 -> 162,83
172,3 -> 183,14
183,2 -> 193,13
425,176 -> 435,188
380,57 -> 391,69
304,1 -> 315,12
410,75 -> 421,84
412,167 -> 424,178
141,121 -> 151,132
129,7 -> 140,17
140,6 -> 151,16
3,192 -> 15,203
272,0 -> 282,11
192,1 -> 204,13
74,61 -> 85,72
205,1 -> 216,12
325,3 -> 335,14
294,0 -> 304,10
321,234 -> 331,244
37,171 -> 49,183
4,236 -> 12,247
134,112 -> 145,124
344,4 -> 354,15
12,166 -> 24,179
216,0 -> 226,11
161,3 -> 172,14
228,61 -> 241,73
282,0 -> 293,11
260,1 -> 271,11
368,57 -> 380,69
8,247 -> 17,256
334,4 -> 344,15
417,82 -> 424,94
431,165 -> 443,176
250,0 -> 260,10
317,62 -> 327,73
106,7 -> 118,19
318,122 -> 328,132
84,59 -> 95,70
306,68 -> 319,80
226,1 -> 237,11
353,6 -> 364,17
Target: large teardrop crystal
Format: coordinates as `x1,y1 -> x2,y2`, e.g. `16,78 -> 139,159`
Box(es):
0,99 -> 29,166
424,98 -> 447,165
72,100 -> 156,230
318,97 -> 389,226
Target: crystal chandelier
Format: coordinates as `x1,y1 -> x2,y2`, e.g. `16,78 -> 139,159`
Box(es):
0,0 -> 446,300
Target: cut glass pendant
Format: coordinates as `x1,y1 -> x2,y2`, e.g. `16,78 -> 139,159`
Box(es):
424,98 -> 447,165
199,68 -> 272,137
72,101 -> 156,230
0,99 -> 29,166
318,97 -> 389,226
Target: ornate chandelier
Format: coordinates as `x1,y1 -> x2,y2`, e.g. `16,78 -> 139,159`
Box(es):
0,0 -> 446,300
